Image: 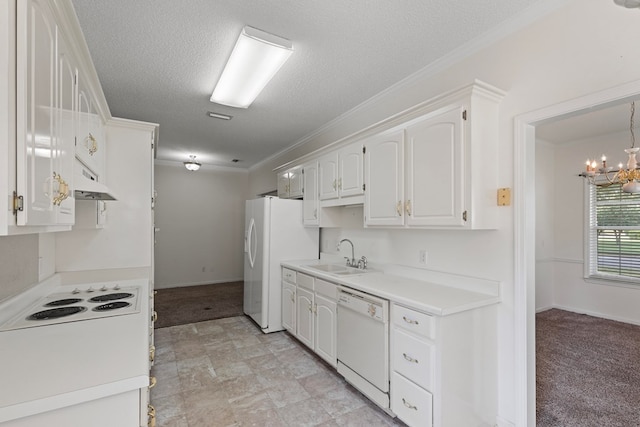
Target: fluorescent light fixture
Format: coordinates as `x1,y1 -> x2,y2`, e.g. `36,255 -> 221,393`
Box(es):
208,111 -> 233,120
210,26 -> 293,108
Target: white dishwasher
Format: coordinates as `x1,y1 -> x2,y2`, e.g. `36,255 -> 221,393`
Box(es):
337,286 -> 390,410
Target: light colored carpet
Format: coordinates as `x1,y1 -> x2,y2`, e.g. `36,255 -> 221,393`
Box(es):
536,309 -> 640,427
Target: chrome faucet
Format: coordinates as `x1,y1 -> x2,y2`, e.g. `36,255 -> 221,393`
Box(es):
337,238 -> 367,269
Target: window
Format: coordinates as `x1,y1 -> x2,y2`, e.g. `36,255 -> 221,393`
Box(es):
586,182 -> 640,281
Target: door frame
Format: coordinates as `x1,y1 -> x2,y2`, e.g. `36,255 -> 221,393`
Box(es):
513,78 -> 640,426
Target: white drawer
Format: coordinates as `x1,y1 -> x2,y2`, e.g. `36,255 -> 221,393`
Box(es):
391,372 -> 433,427
393,328 -> 435,391
392,304 -> 435,340
282,268 -> 296,283
297,272 -> 315,290
315,278 -> 336,299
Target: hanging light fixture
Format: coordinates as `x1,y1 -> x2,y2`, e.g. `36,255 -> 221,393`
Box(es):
210,26 -> 293,109
581,102 -> 640,193
184,155 -> 201,171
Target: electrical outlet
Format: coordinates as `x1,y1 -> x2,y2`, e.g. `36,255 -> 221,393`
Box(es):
418,250 -> 427,265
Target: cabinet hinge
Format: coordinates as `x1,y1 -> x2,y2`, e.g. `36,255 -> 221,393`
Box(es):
12,191 -> 23,215
362,146 -> 366,154
462,110 -> 467,120
362,183 -> 366,191
462,210 -> 468,221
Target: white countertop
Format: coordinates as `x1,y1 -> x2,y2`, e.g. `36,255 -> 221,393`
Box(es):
281,259 -> 500,316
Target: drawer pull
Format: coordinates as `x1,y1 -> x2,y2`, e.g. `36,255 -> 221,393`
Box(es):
403,353 -> 419,364
402,398 -> 418,410
402,316 -> 419,325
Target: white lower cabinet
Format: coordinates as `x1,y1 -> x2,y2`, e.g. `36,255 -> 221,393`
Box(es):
281,268 -> 297,333
391,372 -> 434,427
282,268 -> 337,367
390,303 -> 496,427
296,285 -> 315,349
313,279 -> 337,367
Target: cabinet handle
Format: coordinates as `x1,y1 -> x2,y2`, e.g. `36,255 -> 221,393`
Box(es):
149,345 -> 156,363
313,208 -> 317,219
396,201 -> 402,216
332,179 -> 337,190
149,376 -> 157,389
86,132 -> 98,155
405,199 -> 412,216
52,172 -> 70,206
148,404 -> 156,427
338,177 -> 342,190
402,398 -> 418,411
151,311 -> 158,322
290,294 -> 295,303
403,353 -> 419,364
402,316 -> 419,325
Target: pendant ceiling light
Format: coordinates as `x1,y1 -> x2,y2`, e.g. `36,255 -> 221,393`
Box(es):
210,26 -> 293,109
184,155 -> 201,171
581,102 -> 640,193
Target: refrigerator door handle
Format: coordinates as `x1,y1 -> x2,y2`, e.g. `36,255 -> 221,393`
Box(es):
247,218 -> 256,268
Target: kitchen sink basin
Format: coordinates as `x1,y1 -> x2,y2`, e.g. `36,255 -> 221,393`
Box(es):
305,264 -> 373,276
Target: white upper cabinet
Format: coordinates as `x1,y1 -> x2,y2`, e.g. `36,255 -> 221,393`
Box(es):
76,75 -> 105,178
16,0 -> 75,227
277,166 -> 303,199
302,161 -> 319,226
363,130 -> 405,227
405,105 -> 464,227
364,81 -> 504,229
319,142 -> 364,205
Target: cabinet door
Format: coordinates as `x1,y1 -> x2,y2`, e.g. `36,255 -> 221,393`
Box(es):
318,154 -> 338,200
288,167 -> 303,198
315,293 -> 337,367
405,106 -> 465,227
364,130 -> 404,226
55,33 -> 76,224
277,170 -> 290,198
76,76 -> 105,177
338,143 -> 364,198
302,161 -> 319,226
296,286 -> 314,349
17,0 -> 59,225
282,281 -> 296,334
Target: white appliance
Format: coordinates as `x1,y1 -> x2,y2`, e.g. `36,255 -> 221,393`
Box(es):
244,196 -> 319,333
337,286 -> 390,409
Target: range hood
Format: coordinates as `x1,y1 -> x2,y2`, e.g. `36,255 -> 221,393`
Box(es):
74,162 -> 117,201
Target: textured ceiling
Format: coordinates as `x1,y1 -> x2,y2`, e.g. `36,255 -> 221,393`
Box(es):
72,0 -> 548,169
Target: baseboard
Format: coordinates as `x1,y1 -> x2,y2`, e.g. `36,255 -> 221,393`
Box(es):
154,278 -> 243,290
535,305 -> 554,313
547,304 -> 640,327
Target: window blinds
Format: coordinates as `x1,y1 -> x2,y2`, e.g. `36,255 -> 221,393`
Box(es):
588,183 -> 640,280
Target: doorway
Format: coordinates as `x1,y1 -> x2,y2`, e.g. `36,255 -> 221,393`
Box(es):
514,79 -> 640,426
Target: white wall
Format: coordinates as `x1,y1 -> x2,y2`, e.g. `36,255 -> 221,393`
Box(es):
153,162 -> 249,289
535,140 -> 555,311
248,0 -> 640,423
56,121 -> 155,273
548,131 -> 640,325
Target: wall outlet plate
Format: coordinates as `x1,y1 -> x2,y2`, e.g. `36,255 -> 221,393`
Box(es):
419,250 -> 427,265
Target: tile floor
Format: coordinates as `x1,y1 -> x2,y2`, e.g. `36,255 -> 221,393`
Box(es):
151,315 -> 407,427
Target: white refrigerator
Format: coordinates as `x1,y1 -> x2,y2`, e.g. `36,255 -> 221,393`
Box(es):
244,196 -> 319,333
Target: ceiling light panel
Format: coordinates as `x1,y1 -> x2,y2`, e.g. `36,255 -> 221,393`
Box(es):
210,26 -> 293,109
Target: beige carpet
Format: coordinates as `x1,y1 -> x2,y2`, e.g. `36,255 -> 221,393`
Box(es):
536,309 -> 640,427
154,281 -> 243,328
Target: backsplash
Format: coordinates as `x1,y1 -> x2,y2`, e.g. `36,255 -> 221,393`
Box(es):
0,234 -> 38,304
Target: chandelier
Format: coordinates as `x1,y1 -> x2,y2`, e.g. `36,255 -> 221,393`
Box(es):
581,102 -> 640,193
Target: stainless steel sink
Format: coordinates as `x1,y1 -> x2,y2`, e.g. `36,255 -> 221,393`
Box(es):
305,264 -> 373,276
